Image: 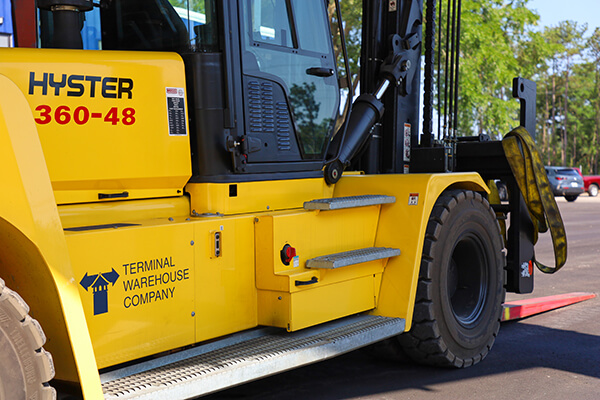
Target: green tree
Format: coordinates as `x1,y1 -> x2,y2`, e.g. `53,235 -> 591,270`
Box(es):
548,21 -> 587,165
535,27 -> 564,165
585,28 -> 600,173
573,63 -> 596,170
454,0 -> 538,137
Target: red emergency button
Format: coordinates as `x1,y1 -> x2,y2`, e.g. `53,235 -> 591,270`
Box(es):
280,244 -> 296,266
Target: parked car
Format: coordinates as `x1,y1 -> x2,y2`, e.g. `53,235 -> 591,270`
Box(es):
545,166 -> 585,202
573,167 -> 600,197
586,179 -> 600,197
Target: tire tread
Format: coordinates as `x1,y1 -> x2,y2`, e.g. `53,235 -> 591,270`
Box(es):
0,277 -> 56,399
397,190 -> 505,368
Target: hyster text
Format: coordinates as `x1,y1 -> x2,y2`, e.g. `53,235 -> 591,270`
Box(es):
29,72 -> 134,99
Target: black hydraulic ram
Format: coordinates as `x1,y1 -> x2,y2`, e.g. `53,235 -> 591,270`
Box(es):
324,0 -> 423,183
324,91 -> 385,184
324,35 -> 412,184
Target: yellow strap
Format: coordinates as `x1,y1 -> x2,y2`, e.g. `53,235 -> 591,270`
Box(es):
502,126 -> 567,274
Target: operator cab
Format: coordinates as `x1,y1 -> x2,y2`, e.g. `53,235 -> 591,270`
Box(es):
39,0 -> 343,182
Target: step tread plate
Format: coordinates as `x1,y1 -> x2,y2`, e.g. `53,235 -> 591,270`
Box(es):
306,247 -> 401,269
101,315 -> 405,400
303,195 -> 395,211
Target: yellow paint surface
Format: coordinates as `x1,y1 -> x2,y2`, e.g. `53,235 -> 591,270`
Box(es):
0,48 -> 191,204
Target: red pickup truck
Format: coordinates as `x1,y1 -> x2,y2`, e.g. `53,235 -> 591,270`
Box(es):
575,168 -> 600,197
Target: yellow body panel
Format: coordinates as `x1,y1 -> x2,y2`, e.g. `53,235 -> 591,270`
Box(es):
255,206 -> 381,292
258,274 -> 376,331
0,48 -> 191,204
65,222 -> 196,368
254,205 -> 387,330
186,178 -> 334,215
58,196 -> 191,229
0,74 -> 103,398
193,216 -> 257,342
61,173 -> 486,368
65,212 -> 258,367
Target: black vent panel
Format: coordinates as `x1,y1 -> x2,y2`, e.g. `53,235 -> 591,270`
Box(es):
243,76 -> 302,162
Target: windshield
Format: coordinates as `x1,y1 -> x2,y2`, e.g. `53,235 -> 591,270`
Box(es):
557,169 -> 580,176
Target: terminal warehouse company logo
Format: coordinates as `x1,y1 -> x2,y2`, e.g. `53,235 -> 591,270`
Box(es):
80,268 -> 120,315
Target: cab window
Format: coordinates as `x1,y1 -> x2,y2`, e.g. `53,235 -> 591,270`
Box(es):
241,0 -> 339,159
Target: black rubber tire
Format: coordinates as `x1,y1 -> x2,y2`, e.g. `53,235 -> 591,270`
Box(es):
588,184 -> 598,197
565,194 -> 578,202
397,190 -> 505,368
0,277 -> 56,400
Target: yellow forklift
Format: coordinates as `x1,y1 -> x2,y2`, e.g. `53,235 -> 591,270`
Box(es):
0,0 -> 564,398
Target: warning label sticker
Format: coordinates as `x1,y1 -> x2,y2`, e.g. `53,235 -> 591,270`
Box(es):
408,193 -> 419,206
166,87 -> 187,136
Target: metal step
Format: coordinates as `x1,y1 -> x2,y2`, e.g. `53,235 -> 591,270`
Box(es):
100,315 -> 405,400
303,194 -> 395,211
306,247 -> 401,269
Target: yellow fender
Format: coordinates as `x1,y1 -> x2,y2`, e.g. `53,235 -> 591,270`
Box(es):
0,74 -> 103,399
333,173 -> 489,329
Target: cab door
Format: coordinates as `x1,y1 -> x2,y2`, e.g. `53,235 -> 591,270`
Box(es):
238,0 -> 339,167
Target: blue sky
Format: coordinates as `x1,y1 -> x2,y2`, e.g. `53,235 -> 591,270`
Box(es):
528,0 -> 600,32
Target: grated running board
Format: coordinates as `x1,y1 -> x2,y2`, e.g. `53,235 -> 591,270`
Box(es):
306,247 -> 401,269
303,195 -> 395,211
100,315 -> 405,400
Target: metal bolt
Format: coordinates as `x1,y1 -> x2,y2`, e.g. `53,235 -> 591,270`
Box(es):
278,296 -> 282,300
169,217 -> 174,221
401,59 -> 411,71
190,240 -> 195,246
191,311 -> 196,317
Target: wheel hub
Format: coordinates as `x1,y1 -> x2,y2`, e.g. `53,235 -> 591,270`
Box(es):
448,234 -> 488,327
